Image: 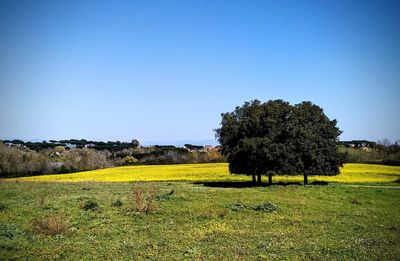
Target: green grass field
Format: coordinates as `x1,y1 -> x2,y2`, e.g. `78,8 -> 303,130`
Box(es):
1,163 -> 400,260
5,163 -> 400,184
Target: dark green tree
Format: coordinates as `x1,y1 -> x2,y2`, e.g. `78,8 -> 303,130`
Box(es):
288,102 -> 344,184
215,99 -> 344,185
131,139 -> 140,148
184,144 -> 204,151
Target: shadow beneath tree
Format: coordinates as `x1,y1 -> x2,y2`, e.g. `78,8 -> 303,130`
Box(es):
193,180 -> 329,188
193,181 -> 304,188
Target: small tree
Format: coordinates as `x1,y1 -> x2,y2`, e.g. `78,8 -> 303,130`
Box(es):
215,99 -> 344,185
131,139 -> 140,148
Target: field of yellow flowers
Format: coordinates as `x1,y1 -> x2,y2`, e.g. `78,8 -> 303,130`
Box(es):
6,163 -> 400,184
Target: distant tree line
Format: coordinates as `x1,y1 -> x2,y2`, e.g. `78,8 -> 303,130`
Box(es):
339,139 -> 400,166
184,144 -> 204,151
338,140 -> 376,148
0,140 -> 225,178
1,139 -> 140,151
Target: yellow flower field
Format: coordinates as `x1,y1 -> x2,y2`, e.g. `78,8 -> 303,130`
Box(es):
3,163 -> 400,184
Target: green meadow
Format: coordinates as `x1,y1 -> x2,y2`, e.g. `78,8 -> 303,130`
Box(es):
1,163 -> 400,260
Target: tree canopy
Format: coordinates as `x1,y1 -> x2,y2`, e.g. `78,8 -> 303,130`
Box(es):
215,99 -> 344,184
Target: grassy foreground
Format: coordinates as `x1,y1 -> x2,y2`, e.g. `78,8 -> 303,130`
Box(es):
1,163 -> 400,259
5,163 -> 400,184
0,181 -> 399,260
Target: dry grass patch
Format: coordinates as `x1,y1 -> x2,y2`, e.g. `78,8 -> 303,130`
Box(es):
31,214 -> 68,235
132,183 -> 157,213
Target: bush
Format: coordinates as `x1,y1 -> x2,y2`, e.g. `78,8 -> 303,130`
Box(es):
79,199 -> 100,211
31,214 -> 68,235
155,190 -> 175,201
225,202 -> 248,211
120,156 -> 138,166
0,223 -> 22,239
254,202 -> 279,212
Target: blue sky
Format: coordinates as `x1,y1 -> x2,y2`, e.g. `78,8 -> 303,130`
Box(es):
0,0 -> 399,144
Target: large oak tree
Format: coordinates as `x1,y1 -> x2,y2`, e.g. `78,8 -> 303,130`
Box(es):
215,100 -> 344,185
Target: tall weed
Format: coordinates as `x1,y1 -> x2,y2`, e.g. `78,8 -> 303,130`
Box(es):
132,183 -> 156,213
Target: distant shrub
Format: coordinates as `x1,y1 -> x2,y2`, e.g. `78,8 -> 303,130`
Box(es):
112,198 -> 123,207
395,178 -> 400,183
132,184 -> 156,213
155,190 -> 175,201
79,199 -> 100,211
183,247 -> 199,259
120,155 -> 138,166
0,223 -> 21,239
31,214 -> 68,235
225,202 -> 248,211
254,202 -> 279,212
0,202 -> 6,211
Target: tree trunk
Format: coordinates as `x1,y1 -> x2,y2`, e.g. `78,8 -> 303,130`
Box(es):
252,174 -> 256,183
268,173 -> 272,185
304,174 -> 308,185
257,174 -> 262,184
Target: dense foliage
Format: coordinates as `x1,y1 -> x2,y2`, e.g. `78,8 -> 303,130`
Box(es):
216,100 -> 345,184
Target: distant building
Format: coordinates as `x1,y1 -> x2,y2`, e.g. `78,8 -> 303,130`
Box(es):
65,143 -> 76,149
340,140 -> 376,148
184,144 -> 204,152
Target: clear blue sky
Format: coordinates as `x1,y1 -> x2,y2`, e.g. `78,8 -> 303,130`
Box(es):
0,0 -> 399,144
